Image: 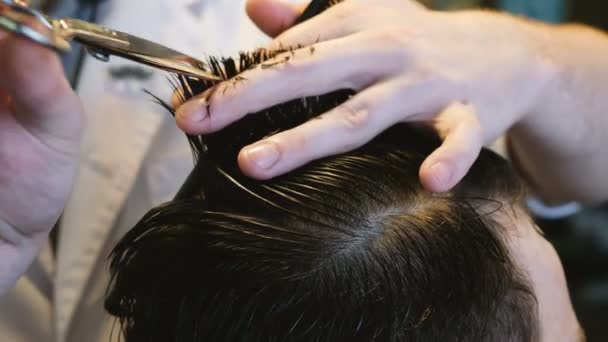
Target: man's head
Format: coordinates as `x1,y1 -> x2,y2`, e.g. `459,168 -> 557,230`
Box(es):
105,52 -> 581,341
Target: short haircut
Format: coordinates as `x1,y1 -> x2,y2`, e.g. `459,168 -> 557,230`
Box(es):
105,50 -> 538,342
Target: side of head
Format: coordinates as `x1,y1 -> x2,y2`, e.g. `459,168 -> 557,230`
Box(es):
105,53 -> 538,342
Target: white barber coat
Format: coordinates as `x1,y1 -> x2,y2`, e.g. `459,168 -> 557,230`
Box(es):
0,0 -> 275,341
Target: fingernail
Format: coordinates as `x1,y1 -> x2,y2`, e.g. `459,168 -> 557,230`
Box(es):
430,162 -> 453,189
244,142 -> 281,170
177,98 -> 209,123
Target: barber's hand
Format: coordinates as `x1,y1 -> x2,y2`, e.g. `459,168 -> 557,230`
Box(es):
0,32 -> 84,292
176,0 -> 554,192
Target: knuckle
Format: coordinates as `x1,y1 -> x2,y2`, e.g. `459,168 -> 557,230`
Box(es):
376,28 -> 406,46
274,131 -> 307,157
377,28 -> 414,50
409,63 -> 444,87
410,59 -> 433,76
335,101 -> 372,132
371,28 -> 416,68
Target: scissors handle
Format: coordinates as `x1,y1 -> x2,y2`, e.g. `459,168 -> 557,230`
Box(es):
0,0 -> 67,50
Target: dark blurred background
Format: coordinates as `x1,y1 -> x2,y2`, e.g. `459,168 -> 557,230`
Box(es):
539,204 -> 608,342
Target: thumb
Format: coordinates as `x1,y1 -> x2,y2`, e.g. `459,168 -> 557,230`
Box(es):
0,35 -> 83,146
419,103 -> 483,193
246,0 -> 308,37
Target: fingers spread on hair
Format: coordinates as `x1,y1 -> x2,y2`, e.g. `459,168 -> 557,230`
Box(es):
237,84 -> 405,179
419,103 -> 483,192
245,0 -> 308,37
176,33 -> 401,135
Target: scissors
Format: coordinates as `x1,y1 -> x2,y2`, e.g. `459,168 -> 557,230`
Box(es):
0,0 -> 342,82
0,0 -> 221,81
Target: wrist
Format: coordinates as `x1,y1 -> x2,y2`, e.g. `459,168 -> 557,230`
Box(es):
509,21 -> 593,157
518,19 -> 562,122
455,10 -> 561,123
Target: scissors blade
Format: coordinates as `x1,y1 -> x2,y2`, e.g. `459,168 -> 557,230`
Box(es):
115,33 -> 221,81
54,18 -> 221,81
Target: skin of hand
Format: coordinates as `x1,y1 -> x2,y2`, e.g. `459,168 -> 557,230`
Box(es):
175,0 -> 556,193
0,32 -> 84,293
506,22 -> 608,205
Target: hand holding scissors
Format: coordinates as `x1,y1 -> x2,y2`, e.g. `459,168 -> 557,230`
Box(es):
0,0 -> 87,295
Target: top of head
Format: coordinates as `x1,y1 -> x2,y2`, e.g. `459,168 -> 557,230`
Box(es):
105,50 -> 537,342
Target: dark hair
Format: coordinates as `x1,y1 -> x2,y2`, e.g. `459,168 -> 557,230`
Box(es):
105,50 -> 538,342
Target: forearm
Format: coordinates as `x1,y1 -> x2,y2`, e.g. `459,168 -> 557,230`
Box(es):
509,22 -> 608,204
